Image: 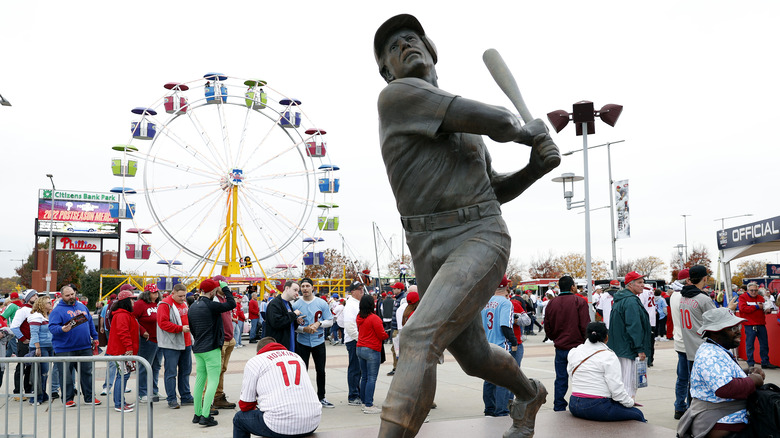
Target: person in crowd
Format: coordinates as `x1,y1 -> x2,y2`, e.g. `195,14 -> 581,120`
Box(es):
331,296 -> 345,345
233,293 -> 246,349
596,279 -> 619,329
210,276 -> 239,410
265,280 -> 303,351
386,282 -> 406,377
28,294 -> 53,405
247,292 -> 261,344
670,268 -> 692,419
10,289 -> 38,399
133,283 -> 162,403
232,337 -> 322,438
189,278 -> 236,427
356,294 -> 389,414
382,290 -> 395,334
399,289 -> 419,337
49,285 -> 101,407
567,321 -> 646,422
738,281 -> 777,369
655,288 -> 669,341
543,275 -> 589,412
678,308 -> 765,437
293,277 -> 335,409
106,290 -> 140,412
156,283 -> 194,409
509,291 -> 527,368
100,288 -> 126,396
343,281 -> 364,406
480,276 -> 518,417
606,271 -> 651,399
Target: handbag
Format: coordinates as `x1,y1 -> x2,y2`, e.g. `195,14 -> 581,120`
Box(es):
380,343 -> 386,364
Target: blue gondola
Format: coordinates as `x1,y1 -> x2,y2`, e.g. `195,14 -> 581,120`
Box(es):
279,98 -> 302,128
204,73 -> 228,104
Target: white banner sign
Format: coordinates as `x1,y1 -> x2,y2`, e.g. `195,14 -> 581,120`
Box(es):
55,236 -> 102,252
615,179 -> 630,239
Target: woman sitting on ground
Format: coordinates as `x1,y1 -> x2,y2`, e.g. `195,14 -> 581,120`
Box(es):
566,321 -> 646,422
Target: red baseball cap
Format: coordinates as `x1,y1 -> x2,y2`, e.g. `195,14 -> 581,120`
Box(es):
200,279 -> 220,292
624,271 -> 644,284
677,269 -> 690,280
499,275 -> 509,288
117,290 -> 135,301
391,282 -> 405,290
9,292 -> 19,299
609,279 -> 620,287
406,291 -> 420,304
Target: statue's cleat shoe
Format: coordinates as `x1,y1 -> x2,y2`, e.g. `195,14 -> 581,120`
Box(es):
504,379 -> 548,438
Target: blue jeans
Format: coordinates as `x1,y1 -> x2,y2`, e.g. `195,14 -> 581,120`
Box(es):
102,360 -> 117,391
249,319 -> 259,340
553,348 -> 570,411
569,395 -> 646,422
512,344 -> 524,368
675,350 -> 691,412
345,341 -> 361,401
744,324 -> 771,366
233,409 -> 316,438
331,322 -> 340,342
137,338 -> 162,397
33,346 -> 54,403
55,348 -> 95,403
357,346 -> 381,407
111,358 -> 131,408
234,321 -> 244,346
160,346 -> 193,404
483,380 -> 512,416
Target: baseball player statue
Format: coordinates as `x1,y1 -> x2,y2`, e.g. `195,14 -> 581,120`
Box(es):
374,14 -> 559,438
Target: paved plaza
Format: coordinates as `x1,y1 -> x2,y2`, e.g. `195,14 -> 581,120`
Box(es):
3,333 -> 777,437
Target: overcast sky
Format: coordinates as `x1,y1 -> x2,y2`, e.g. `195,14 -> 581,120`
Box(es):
2,0 -> 779,285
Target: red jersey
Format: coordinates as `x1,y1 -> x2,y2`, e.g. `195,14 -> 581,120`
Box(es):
133,299 -> 159,343
511,299 -> 525,345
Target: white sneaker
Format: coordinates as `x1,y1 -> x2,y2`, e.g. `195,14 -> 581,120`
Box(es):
362,405 -> 382,414
100,389 -> 108,396
139,396 -> 149,403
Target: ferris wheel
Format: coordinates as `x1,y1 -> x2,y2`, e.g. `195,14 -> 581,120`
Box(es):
110,73 -> 339,278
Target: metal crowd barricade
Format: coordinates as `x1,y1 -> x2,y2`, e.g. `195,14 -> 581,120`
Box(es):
0,355 -> 153,438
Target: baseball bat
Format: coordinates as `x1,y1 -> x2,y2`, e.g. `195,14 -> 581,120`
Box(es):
482,48 -> 560,168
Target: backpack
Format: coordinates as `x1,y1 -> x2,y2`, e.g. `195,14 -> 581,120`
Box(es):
748,383 -> 780,437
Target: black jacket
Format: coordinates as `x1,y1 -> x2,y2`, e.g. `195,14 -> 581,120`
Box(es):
189,286 -> 236,354
265,296 -> 299,350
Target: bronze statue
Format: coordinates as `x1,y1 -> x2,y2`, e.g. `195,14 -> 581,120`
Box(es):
374,14 -> 560,438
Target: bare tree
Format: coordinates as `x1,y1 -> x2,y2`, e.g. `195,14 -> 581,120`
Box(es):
552,252 -> 610,280
617,259 -> 635,278
685,244 -> 712,270
527,251 -> 561,279
505,257 -> 524,285
633,256 -> 665,278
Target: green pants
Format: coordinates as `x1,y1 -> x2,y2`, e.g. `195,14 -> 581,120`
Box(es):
193,348 -> 222,416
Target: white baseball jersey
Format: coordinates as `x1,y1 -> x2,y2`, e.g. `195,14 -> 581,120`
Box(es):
598,293 -> 614,328
240,347 -> 322,435
639,287 -> 657,327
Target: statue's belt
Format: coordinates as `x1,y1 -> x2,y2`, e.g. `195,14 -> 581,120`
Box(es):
400,201 -> 501,232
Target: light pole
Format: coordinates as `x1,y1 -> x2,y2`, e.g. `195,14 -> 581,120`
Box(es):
46,174 -> 56,292
681,214 -> 691,261
562,139 -> 625,279
674,244 -> 685,270
714,213 -> 752,296
548,101 -> 623,320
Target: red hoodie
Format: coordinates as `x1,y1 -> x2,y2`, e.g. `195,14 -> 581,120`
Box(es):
133,299 -> 159,343
738,292 -> 766,326
107,308 -> 140,356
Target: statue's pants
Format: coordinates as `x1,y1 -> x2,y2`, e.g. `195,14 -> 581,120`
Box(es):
380,215 -> 535,437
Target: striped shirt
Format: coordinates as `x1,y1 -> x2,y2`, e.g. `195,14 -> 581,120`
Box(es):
28,312 -> 53,348
240,347 -> 322,435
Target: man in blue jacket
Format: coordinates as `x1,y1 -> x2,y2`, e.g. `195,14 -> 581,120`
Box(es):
49,285 -> 101,407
